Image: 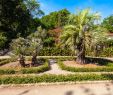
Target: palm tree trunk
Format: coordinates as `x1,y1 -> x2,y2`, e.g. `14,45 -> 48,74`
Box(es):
31,49 -> 37,66
76,38 -> 86,64
18,55 -> 25,67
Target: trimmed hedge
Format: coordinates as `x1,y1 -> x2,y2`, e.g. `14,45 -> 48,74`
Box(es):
58,61 -> 113,72
0,58 -> 17,66
0,74 -> 113,84
21,62 -> 50,74
39,47 -> 73,56
0,62 -> 50,74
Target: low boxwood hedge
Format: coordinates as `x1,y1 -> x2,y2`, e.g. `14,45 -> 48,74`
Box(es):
0,62 -> 50,74
21,62 -> 50,74
0,58 -> 17,66
58,60 -> 113,72
0,74 -> 113,84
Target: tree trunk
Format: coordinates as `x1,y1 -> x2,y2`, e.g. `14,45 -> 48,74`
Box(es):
76,38 -> 86,64
31,52 -> 37,66
18,55 -> 25,67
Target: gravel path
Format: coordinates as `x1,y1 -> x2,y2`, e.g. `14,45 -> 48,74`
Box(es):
0,82 -> 113,95
39,63 -> 75,75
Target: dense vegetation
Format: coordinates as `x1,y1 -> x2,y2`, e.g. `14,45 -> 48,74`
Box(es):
1,0 -> 113,65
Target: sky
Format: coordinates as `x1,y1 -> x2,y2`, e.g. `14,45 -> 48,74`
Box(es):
38,0 -> 113,19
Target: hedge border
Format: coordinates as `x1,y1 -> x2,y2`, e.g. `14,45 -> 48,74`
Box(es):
0,62 -> 50,74
0,74 -> 113,84
58,60 -> 113,72
0,58 -> 17,66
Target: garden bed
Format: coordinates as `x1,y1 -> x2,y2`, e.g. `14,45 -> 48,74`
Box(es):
0,58 -> 50,74
58,58 -> 113,72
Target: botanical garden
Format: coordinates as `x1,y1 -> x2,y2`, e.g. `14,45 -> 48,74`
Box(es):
1,0 -> 113,86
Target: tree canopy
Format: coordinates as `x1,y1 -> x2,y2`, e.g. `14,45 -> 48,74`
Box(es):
41,9 -> 70,29
0,0 -> 43,48
102,15 -> 113,32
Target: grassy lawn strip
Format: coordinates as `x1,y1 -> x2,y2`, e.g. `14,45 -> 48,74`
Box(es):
58,61 -> 113,72
0,62 -> 50,74
0,74 -> 113,84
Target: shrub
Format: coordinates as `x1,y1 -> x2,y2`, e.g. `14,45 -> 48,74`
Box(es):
0,74 -> 113,84
0,69 -> 16,74
39,47 -> 73,56
0,58 -> 17,66
21,62 -> 50,74
58,60 -> 113,72
0,61 -> 50,75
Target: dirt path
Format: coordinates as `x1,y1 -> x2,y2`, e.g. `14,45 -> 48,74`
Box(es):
0,82 -> 113,95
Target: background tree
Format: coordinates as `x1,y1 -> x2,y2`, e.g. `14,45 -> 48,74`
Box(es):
41,9 -> 70,29
0,0 -> 43,49
24,0 -> 44,17
61,9 -> 101,64
102,15 -> 113,33
85,26 -> 108,56
0,33 -> 7,50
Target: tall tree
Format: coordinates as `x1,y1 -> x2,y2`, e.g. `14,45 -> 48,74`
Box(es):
28,26 -> 46,66
61,9 -> 101,64
0,0 -> 43,48
41,9 -> 70,29
102,15 -> 113,33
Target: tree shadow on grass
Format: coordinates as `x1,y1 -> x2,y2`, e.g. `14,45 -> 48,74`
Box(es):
86,57 -> 113,66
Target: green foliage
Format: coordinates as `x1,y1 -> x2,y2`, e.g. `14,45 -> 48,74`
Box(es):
39,47 -> 73,56
58,60 -> 113,72
0,33 -> 7,49
43,37 -> 55,47
10,37 -> 28,55
0,74 -> 113,84
0,57 -> 17,66
41,9 -> 70,29
0,61 -> 49,75
61,8 -> 101,52
0,0 -> 43,48
27,26 -> 46,55
102,15 -> 113,32
21,62 -> 50,74
24,0 -> 44,17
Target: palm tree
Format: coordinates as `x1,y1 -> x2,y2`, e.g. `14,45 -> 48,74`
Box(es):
10,37 -> 27,67
61,9 -> 101,64
28,26 -> 46,66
